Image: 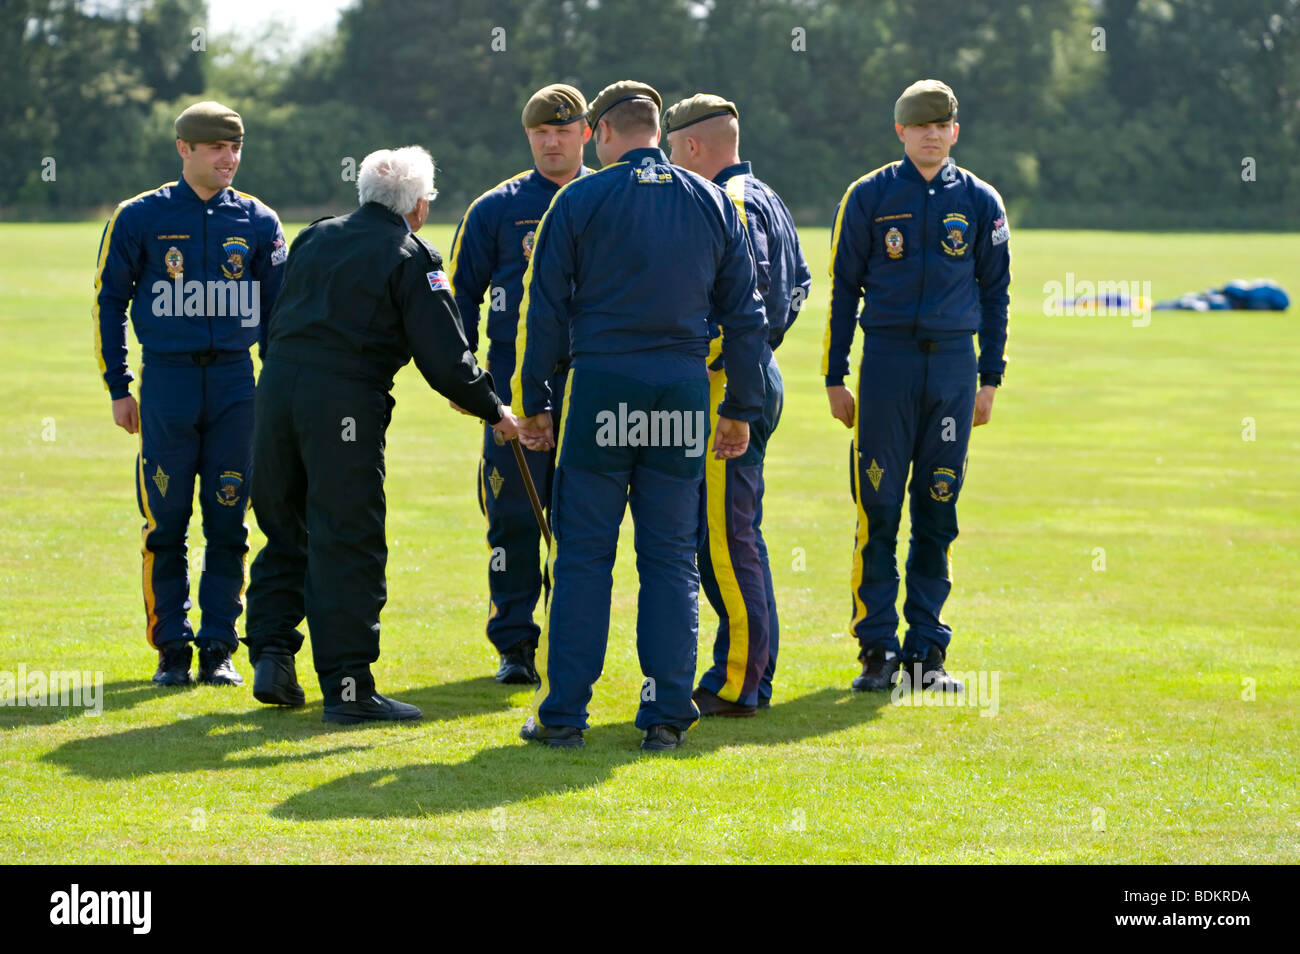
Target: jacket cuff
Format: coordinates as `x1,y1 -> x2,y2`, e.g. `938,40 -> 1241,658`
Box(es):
109,382 -> 131,401
825,375 -> 846,388
979,372 -> 1002,388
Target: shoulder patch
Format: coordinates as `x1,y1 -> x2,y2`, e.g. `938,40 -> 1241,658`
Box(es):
426,270 -> 450,292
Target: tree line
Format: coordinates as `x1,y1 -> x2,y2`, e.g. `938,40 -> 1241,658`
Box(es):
3,0 -> 1295,228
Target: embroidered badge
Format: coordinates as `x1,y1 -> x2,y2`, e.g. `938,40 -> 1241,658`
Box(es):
866,458 -> 884,492
270,236 -> 288,266
152,463 -> 169,497
216,470 -> 244,506
522,230 -> 535,262
885,227 -> 904,260
930,467 -> 958,502
164,247 -> 184,279
221,236 -> 250,279
991,215 -> 1010,246
489,467 -> 505,498
427,270 -> 450,292
941,213 -> 969,257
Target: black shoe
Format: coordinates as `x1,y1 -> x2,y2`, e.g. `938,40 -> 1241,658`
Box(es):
496,638 -> 540,684
519,715 -> 584,748
851,644 -> 900,692
898,647 -> 964,693
252,651 -> 305,707
641,724 -> 686,751
692,685 -> 757,718
197,643 -> 243,686
322,692 -> 422,724
152,643 -> 193,687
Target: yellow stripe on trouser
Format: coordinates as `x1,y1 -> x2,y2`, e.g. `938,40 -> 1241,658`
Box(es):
530,372 -> 574,721
848,352 -> 870,636
705,368 -> 751,702
137,427 -> 160,648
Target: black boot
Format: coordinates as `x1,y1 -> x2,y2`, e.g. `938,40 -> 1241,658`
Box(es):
496,637 -> 540,685
152,643 -> 193,687
851,644 -> 900,692
322,692 -> 422,725
251,650 -> 305,707
898,646 -> 964,693
197,643 -> 243,686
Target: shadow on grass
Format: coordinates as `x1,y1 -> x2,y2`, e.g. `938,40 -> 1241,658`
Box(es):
39,676 -> 514,778
1,679 -> 159,729
270,687 -> 889,821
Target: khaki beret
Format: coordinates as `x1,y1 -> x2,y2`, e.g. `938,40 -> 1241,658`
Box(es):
587,80 -> 662,128
521,83 -> 588,127
894,79 -> 958,125
174,100 -> 244,142
663,93 -> 739,134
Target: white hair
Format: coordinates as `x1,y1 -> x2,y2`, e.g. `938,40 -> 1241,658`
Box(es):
357,146 -> 435,215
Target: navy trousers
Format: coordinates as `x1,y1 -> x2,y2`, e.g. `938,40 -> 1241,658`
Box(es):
476,356 -> 566,653
697,352 -> 784,707
135,350 -> 254,651
849,335 -> 976,659
534,355 -> 709,732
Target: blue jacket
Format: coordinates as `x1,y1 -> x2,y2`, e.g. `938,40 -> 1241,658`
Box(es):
712,160 -> 811,363
823,154 -> 1010,387
447,166 -> 591,402
94,175 -> 287,399
512,147 -> 768,422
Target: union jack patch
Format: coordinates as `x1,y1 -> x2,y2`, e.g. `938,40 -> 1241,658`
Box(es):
427,270 -> 450,292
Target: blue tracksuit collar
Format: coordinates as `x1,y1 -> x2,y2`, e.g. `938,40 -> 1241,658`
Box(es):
616,147 -> 668,165
713,161 -> 752,185
174,173 -> 239,208
899,153 -> 954,185
530,165 -> 589,192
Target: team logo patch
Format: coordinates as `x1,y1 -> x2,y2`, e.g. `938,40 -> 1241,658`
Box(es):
930,467 -> 958,502
885,227 -> 904,260
270,236 -> 288,266
427,270 -> 450,292
991,215 -> 1010,246
216,470 -> 244,506
522,230 -> 535,262
488,466 -> 504,498
151,463 -> 169,497
164,247 -> 184,279
221,236 -> 250,279
865,458 -> 884,492
941,213 -> 969,257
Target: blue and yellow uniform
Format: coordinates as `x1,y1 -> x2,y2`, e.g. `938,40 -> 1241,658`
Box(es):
514,146 -> 767,733
696,161 -> 810,709
94,175 -> 286,651
824,153 -> 1009,661
447,165 -> 590,656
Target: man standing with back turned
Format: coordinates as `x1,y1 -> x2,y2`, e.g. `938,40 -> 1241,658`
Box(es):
447,83 -> 591,685
664,92 -> 811,716
823,80 -> 1010,694
514,81 -> 768,751
244,146 -> 518,724
94,100 -> 286,688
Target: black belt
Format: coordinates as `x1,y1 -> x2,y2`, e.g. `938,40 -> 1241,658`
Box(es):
191,350 -> 222,366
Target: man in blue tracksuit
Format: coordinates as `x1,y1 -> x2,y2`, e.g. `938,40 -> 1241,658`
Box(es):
512,81 -> 768,751
94,101 -> 286,687
447,83 -> 592,685
663,93 -> 811,716
823,80 -> 1010,693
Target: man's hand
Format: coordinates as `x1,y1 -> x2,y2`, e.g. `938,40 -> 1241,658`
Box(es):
492,406 -> 521,442
713,416 -> 749,460
973,385 -> 996,427
449,399 -> 476,416
112,395 -> 139,435
518,411 -> 554,451
827,385 -> 855,429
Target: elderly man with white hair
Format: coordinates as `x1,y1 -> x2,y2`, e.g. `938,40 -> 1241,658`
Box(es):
243,145 -> 519,724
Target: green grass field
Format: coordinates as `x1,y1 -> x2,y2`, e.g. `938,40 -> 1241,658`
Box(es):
1,222 -> 1296,863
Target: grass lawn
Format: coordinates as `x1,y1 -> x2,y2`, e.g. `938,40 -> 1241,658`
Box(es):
0,221 -> 1296,863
